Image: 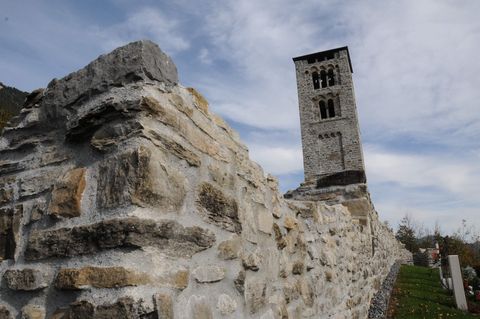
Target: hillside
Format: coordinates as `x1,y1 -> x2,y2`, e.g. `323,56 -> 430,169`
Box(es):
0,82 -> 27,130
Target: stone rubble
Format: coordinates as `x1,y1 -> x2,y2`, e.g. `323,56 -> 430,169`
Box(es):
0,40 -> 410,319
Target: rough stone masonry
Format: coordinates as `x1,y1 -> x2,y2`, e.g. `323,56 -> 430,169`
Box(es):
0,40 -> 409,319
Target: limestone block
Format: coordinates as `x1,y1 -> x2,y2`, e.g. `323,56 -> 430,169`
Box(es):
144,128 -> 201,167
21,305 -> 45,319
196,182 -> 241,233
154,293 -> 173,319
283,279 -> 300,303
48,167 -> 86,218
18,168 -> 63,198
242,251 -> 262,271
217,236 -> 241,260
299,278 -> 314,307
3,269 -> 50,291
44,40 -> 177,110
25,217 -> 215,260
216,294 -> 237,315
55,266 -> 149,289
284,215 -> 298,231
159,269 -> 189,290
192,265 -> 225,283
245,277 -> 266,314
256,205 -> 273,234
188,295 -> 213,319
97,147 -> 186,211
187,88 -> 209,114
90,120 -> 142,151
207,163 -> 235,190
37,145 -> 69,167
341,198 -> 372,217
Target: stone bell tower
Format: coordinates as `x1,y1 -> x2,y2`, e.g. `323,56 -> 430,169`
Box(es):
293,46 -> 366,188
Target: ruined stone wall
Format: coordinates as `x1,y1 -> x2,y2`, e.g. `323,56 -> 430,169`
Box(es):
0,40 -> 408,319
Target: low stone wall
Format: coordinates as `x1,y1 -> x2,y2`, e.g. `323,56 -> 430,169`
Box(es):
0,40 -> 409,319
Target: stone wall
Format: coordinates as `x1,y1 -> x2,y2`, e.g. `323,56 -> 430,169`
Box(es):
0,40 -> 409,319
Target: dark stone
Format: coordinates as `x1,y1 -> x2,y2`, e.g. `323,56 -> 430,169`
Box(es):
67,298 -> 156,319
292,261 -> 304,275
69,300 -> 95,319
95,297 -> 155,319
0,306 -> 12,319
0,206 -> 21,261
91,119 -> 143,151
3,268 -> 49,291
66,99 -> 140,142
197,183 -> 241,233
234,270 -> 245,294
316,170 -> 366,188
25,217 -> 215,260
273,223 -> 286,250
43,40 -> 178,109
23,88 -> 45,108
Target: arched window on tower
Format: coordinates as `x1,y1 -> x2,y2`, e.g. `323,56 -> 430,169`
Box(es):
319,101 -> 327,119
320,70 -> 327,88
312,72 -> 320,89
327,99 -> 335,118
327,69 -> 335,86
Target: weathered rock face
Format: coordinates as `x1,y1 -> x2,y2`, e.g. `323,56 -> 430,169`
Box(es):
0,40 -> 409,318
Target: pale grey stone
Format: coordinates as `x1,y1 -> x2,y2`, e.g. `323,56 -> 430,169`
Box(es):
192,265 -> 225,283
43,40 -> 178,109
216,294 -> 237,315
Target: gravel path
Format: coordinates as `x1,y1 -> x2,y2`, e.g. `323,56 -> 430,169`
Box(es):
367,261 -> 402,319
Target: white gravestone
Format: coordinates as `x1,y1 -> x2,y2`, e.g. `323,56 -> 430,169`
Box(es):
448,255 -> 468,310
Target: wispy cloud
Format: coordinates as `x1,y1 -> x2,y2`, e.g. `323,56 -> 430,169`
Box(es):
1,0 -> 479,233
91,7 -> 190,54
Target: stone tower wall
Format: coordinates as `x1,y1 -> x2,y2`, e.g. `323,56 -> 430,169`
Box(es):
294,49 -> 365,183
0,41 -> 409,319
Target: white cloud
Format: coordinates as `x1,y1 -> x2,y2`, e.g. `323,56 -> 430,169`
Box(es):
2,0 -> 479,234
198,48 -> 212,64
364,145 -> 480,199
92,7 -> 190,54
249,144 -> 303,175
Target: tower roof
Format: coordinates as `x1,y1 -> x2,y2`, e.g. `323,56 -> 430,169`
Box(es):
293,46 -> 353,73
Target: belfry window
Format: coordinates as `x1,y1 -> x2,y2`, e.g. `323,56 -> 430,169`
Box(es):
327,99 -> 335,117
320,70 -> 327,88
312,72 -> 320,89
327,69 -> 335,86
319,101 -> 327,119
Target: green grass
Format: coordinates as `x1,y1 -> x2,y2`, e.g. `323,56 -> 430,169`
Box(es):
388,265 -> 477,318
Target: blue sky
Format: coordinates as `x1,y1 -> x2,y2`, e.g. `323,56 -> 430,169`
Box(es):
1,0 -> 480,237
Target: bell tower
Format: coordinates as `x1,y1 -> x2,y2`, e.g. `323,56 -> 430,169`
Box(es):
293,47 -> 366,187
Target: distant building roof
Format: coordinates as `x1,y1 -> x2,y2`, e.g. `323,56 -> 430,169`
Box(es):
293,46 -> 353,73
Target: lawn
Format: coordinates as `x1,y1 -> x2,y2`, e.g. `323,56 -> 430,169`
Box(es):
387,265 -> 478,318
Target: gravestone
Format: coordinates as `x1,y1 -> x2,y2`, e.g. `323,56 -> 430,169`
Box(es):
448,255 -> 468,310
